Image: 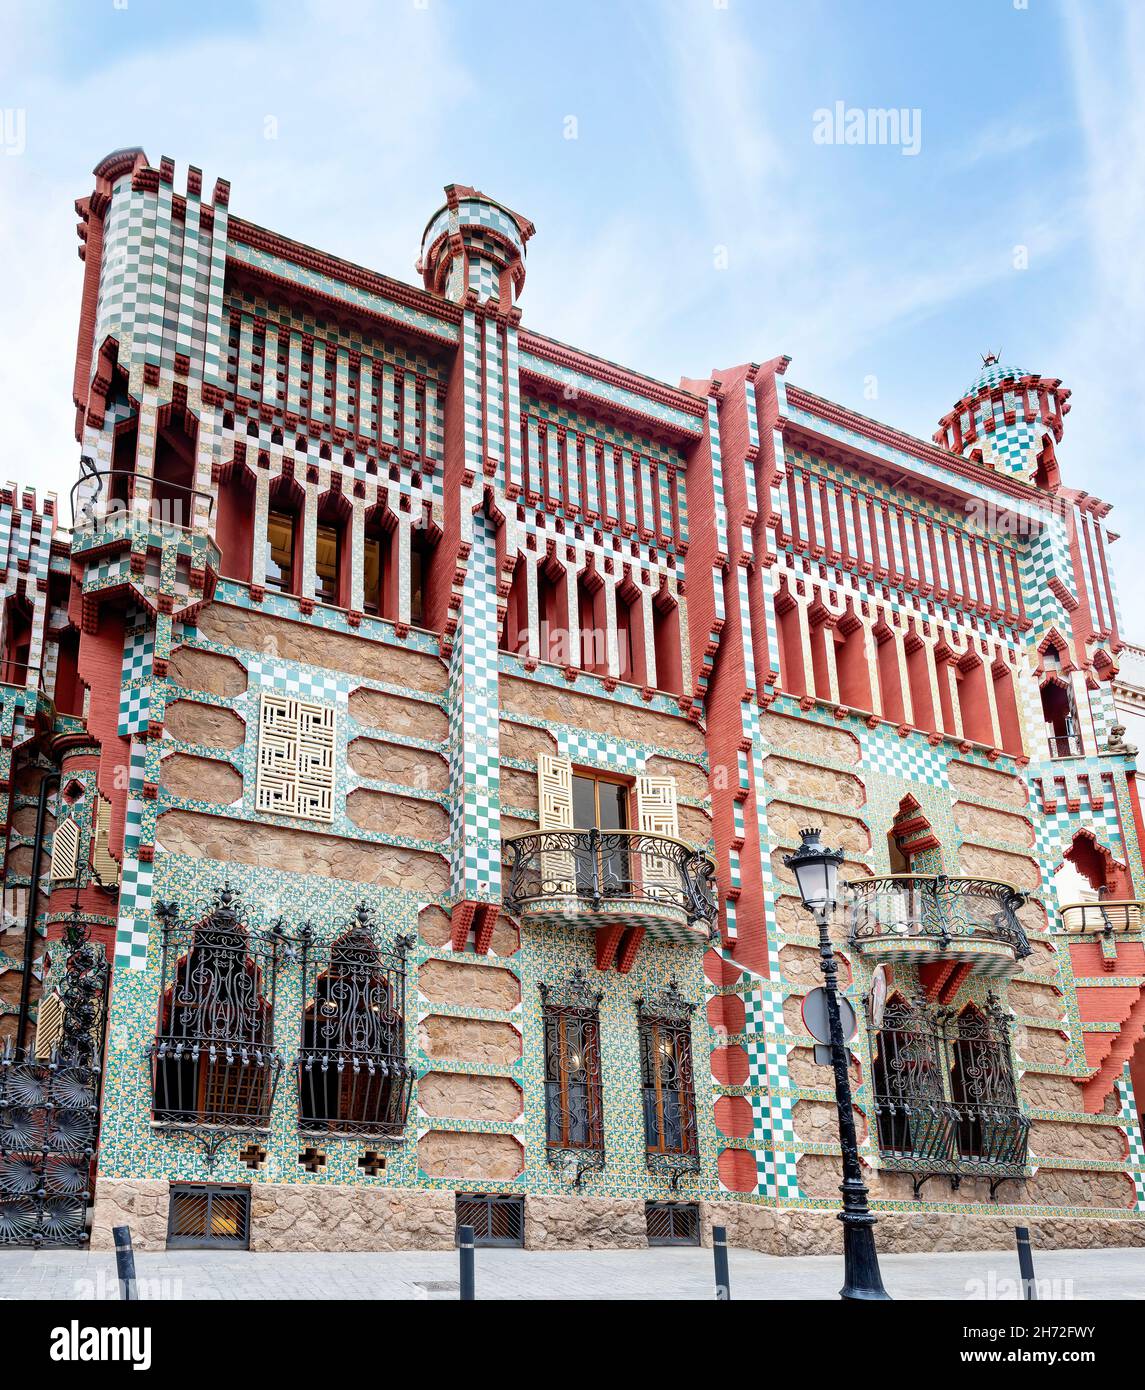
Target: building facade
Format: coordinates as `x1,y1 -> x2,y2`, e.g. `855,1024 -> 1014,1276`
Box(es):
3,146 -> 1145,1255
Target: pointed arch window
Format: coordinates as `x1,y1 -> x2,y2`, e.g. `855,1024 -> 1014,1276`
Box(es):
298,907 -> 415,1138
151,889 -> 285,1129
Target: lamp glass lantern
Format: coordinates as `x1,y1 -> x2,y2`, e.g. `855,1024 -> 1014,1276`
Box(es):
785,826 -> 844,914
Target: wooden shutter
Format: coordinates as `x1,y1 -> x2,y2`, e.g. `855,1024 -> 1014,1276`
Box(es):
538,756 -> 575,891
49,818 -> 81,882
636,775 -> 679,900
90,796 -> 120,887
34,991 -> 64,1059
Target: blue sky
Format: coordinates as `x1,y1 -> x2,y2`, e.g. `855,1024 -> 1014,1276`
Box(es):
1,0 -> 1141,622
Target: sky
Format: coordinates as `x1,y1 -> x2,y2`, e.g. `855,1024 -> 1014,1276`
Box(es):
0,0 -> 1142,623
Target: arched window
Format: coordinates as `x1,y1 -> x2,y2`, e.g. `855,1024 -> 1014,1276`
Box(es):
651,587 -> 682,695
540,968 -> 604,1178
362,503 -> 395,619
1040,675 -> 1081,758
948,1002 -> 1023,1165
537,556 -> 570,665
615,575 -> 646,686
869,994 -> 952,1163
152,406 -> 198,527
499,558 -> 528,657
151,889 -> 284,1128
636,981 -> 699,1182
298,907 -> 415,1138
409,526 -> 435,627
2,594 -> 33,687
577,568 -> 607,674
314,492 -> 351,608
264,476 -> 304,596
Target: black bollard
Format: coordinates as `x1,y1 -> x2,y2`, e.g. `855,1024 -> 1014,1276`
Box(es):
1015,1226 -> 1038,1301
712,1224 -> 731,1300
458,1223 -> 475,1301
112,1225 -> 137,1302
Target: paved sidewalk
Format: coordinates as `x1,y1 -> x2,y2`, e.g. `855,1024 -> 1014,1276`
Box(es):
1,1245 -> 1143,1300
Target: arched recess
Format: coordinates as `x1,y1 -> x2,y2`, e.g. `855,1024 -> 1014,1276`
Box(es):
576,559 -> 607,675
775,583 -> 807,698
956,651 -> 993,747
53,626 -> 83,716
651,580 -> 683,695
2,593 -> 33,687
615,570 -> 647,686
265,474 -> 305,597
947,1002 -> 1020,1160
214,462 -> 256,584
904,625 -> 935,732
362,498 -> 397,619
408,502 -> 442,630
153,403 -> 199,525
991,654 -> 1023,756
314,490 -> 352,609
874,618 -> 905,725
537,551 -> 570,666
1057,827 -> 1132,900
1040,673 -> 1081,759
1033,433 -> 1061,491
499,555 -> 528,657
835,607 -> 872,712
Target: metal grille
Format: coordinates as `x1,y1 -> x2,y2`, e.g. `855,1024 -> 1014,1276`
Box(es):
645,1201 -> 700,1246
540,968 -> 605,1184
636,981 -> 700,1187
455,1193 -> 524,1248
151,889 -> 285,1129
298,907 -> 415,1139
869,992 -> 1029,1195
166,1184 -> 251,1250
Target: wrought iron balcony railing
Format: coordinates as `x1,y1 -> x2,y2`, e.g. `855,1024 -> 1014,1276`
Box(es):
1046,730 -> 1084,759
872,1095 -> 1030,1198
846,874 -> 1031,969
1059,900 -> 1145,935
70,467 -> 215,542
503,829 -> 718,940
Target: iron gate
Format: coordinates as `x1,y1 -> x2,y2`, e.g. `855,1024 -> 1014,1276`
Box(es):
0,911 -> 107,1248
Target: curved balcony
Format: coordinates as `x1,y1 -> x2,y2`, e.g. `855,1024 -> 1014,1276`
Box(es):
503,829 -> 718,944
1059,900 -> 1145,934
846,874 -> 1031,973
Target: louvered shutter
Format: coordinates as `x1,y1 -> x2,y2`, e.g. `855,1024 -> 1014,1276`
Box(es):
538,756 -> 575,892
636,775 -> 679,901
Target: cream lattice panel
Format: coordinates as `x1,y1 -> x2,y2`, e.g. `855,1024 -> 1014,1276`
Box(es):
91,797 -> 120,887
256,693 -> 337,823
538,755 -> 575,891
637,774 -> 679,900
49,818 -> 81,883
34,991 -> 63,1058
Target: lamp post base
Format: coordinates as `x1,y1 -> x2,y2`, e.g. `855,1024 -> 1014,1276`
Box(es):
839,1211 -> 891,1301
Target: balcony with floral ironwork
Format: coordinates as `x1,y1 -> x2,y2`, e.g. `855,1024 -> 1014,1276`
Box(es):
503,829 -> 718,945
846,874 -> 1031,974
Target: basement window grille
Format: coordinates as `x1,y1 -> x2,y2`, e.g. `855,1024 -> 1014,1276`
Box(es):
455,1193 -> 524,1248
166,1184 -> 251,1250
645,1201 -> 700,1247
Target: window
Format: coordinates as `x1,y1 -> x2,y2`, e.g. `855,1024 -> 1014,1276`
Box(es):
645,1201 -> 700,1246
2,595 -> 32,687
410,530 -> 432,625
265,508 -> 297,594
298,908 -> 414,1138
314,494 -> 351,607
167,1184 -> 251,1251
1041,676 -> 1082,758
151,889 -> 284,1128
541,968 -> 604,1169
362,508 -> 394,618
636,982 -> 699,1180
455,1193 -> 524,1248
868,992 -> 1028,1183
573,770 -> 630,894
313,522 -> 340,604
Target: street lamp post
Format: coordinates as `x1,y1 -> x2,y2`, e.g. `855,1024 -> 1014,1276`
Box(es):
784,826 -> 890,1301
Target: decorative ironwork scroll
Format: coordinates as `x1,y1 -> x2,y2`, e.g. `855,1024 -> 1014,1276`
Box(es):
151,887 -> 286,1129
0,905 -> 107,1248
297,906 -> 416,1140
505,829 -> 718,932
868,991 -> 1029,1199
636,979 -> 700,1188
540,967 -> 605,1186
847,875 -> 1031,960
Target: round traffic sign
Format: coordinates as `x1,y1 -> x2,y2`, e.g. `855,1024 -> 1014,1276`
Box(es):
801,986 -> 858,1045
